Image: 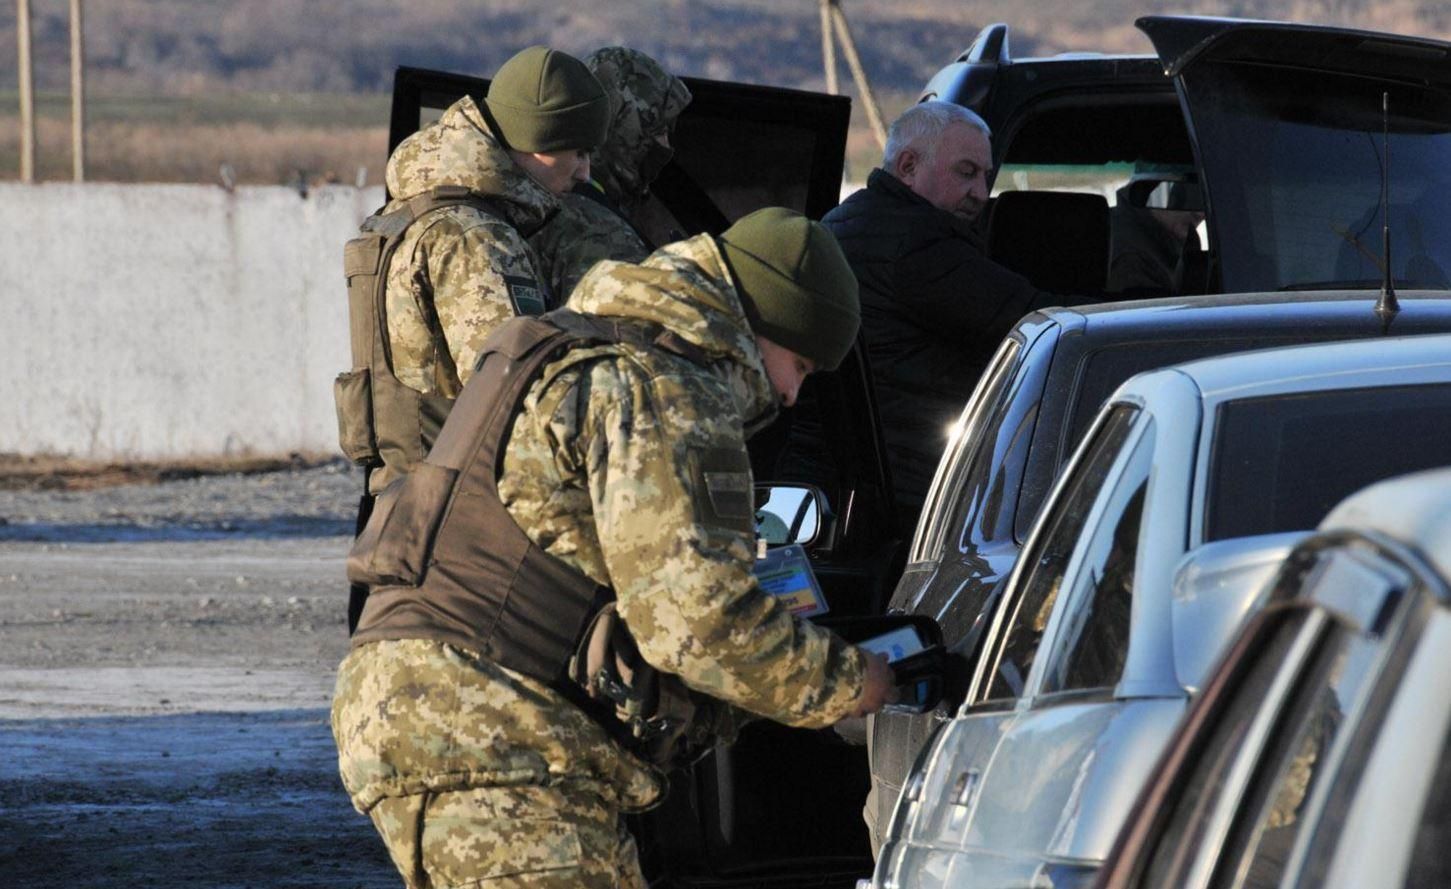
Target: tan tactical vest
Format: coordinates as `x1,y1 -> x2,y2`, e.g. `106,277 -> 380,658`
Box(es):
333,186 -> 545,490
348,310 -> 709,763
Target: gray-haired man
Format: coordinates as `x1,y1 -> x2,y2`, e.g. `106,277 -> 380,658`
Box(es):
819,101 -> 1073,531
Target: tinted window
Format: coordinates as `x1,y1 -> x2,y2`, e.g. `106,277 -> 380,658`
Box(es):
911,337 -> 1022,562
1216,620 -> 1383,887
1406,692 -> 1451,887
1037,478 -> 1146,696
1143,611 -> 1311,887
1183,62 -> 1451,294
984,404 -> 1140,702
1207,383 -> 1451,540
1066,338 -> 1310,449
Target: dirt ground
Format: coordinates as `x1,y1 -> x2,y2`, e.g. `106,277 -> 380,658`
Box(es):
0,459 -> 400,887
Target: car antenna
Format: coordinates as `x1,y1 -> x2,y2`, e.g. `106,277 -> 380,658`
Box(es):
1375,90 -> 1400,334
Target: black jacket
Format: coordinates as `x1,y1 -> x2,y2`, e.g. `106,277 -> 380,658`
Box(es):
822,170 -> 1059,527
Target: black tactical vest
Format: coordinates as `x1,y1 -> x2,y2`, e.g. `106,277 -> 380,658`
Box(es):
347,310 -> 709,760
333,186 -> 547,491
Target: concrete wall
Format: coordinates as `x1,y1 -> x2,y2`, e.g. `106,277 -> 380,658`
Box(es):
1,182 -> 385,460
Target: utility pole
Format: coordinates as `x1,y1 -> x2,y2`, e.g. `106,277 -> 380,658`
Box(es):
70,0 -> 86,181
818,0 -> 887,151
818,0 -> 838,96
17,0 -> 35,182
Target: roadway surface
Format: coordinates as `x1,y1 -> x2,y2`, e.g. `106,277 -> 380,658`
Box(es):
0,462 -> 398,887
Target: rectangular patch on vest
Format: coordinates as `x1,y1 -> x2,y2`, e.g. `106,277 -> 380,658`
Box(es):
504,275 -> 547,316
691,448 -> 754,534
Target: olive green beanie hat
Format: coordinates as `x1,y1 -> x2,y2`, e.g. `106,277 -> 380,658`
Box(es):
718,207 -> 861,371
485,46 -> 610,153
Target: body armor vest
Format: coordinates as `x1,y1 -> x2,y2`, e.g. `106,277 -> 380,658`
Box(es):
333,186 -> 531,490
347,310 -> 708,758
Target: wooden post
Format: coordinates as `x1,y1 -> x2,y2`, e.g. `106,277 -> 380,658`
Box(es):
70,0 -> 85,181
819,0 -> 839,95
830,1 -> 887,151
17,0 -> 35,182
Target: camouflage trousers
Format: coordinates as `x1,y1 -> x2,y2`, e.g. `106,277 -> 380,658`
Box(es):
368,782 -> 648,889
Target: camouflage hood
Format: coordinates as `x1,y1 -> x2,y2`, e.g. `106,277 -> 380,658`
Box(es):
586,47 -> 692,205
384,95 -> 557,232
568,233 -> 778,430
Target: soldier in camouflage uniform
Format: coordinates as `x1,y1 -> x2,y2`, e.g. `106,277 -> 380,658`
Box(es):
529,47 -> 692,301
368,45 -> 609,491
333,207 -> 896,888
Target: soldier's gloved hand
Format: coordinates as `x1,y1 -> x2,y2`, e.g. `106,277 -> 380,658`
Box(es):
850,652 -> 899,718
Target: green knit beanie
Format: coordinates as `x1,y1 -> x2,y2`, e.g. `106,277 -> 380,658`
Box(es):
718,207 -> 861,371
485,46 -> 610,153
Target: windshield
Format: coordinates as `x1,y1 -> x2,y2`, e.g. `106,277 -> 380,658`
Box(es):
1182,62 -> 1451,293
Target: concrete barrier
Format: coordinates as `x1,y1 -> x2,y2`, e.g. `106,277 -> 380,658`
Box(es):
1,182 -> 384,460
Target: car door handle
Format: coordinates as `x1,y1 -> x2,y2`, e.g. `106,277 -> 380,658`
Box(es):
951,768 -> 981,808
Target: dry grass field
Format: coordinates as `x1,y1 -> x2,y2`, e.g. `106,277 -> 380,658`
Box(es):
3,1 -> 1450,185
0,92 -> 387,186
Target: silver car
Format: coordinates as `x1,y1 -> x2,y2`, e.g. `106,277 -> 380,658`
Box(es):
871,334 -> 1451,888
1097,467 -> 1451,889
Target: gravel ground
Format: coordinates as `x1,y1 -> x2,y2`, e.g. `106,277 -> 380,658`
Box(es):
0,461 -> 399,887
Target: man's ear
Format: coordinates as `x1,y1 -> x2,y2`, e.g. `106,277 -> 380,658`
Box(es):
893,147 -> 919,184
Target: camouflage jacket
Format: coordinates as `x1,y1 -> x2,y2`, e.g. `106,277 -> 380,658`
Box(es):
529,47 -> 691,302
333,235 -> 867,815
529,186 -> 650,301
381,96 -> 557,400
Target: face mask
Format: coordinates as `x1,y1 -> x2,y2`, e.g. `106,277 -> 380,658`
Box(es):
638,140 -> 675,191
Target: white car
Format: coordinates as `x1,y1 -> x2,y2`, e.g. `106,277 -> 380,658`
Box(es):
871,333 -> 1451,888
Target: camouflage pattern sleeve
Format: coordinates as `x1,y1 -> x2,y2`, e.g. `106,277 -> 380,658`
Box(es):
530,193 -> 650,303
387,208 -> 550,396
572,358 -> 867,730
426,212 -> 551,388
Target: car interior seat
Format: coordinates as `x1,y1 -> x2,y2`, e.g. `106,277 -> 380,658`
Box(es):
1107,175 -> 1208,297
987,190 -> 1110,295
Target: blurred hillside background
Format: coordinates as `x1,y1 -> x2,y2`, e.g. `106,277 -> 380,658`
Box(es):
4,0 -> 1449,186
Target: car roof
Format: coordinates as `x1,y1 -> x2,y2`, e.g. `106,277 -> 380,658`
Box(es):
1041,290 -> 1451,340
1146,330 -> 1451,401
1320,467 -> 1451,585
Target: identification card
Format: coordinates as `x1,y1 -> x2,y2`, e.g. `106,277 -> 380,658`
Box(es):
753,544 -> 829,618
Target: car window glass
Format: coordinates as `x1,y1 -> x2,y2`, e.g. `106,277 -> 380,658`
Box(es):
1207,383 -> 1451,541
1181,62 -> 1451,294
1216,621 -> 1383,887
1065,337 -> 1320,452
993,162 -> 1134,200
982,403 -> 1140,702
911,337 -> 1022,562
1035,464 -> 1148,697
1405,677 -> 1451,888
1143,611 -> 1309,887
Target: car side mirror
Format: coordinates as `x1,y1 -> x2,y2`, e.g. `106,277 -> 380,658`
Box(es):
813,614 -> 947,713
1170,531 -> 1309,691
754,483 -> 829,548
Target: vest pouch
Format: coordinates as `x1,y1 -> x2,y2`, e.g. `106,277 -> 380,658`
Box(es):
333,368 -> 378,465
569,602 -> 700,767
347,462 -> 458,587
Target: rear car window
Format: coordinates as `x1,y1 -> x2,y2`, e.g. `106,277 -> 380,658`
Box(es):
1206,383 -> 1451,540
1065,338 -> 1308,450
1182,62 -> 1451,294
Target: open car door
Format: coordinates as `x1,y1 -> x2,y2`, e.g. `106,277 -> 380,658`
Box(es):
388,66 -> 900,887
